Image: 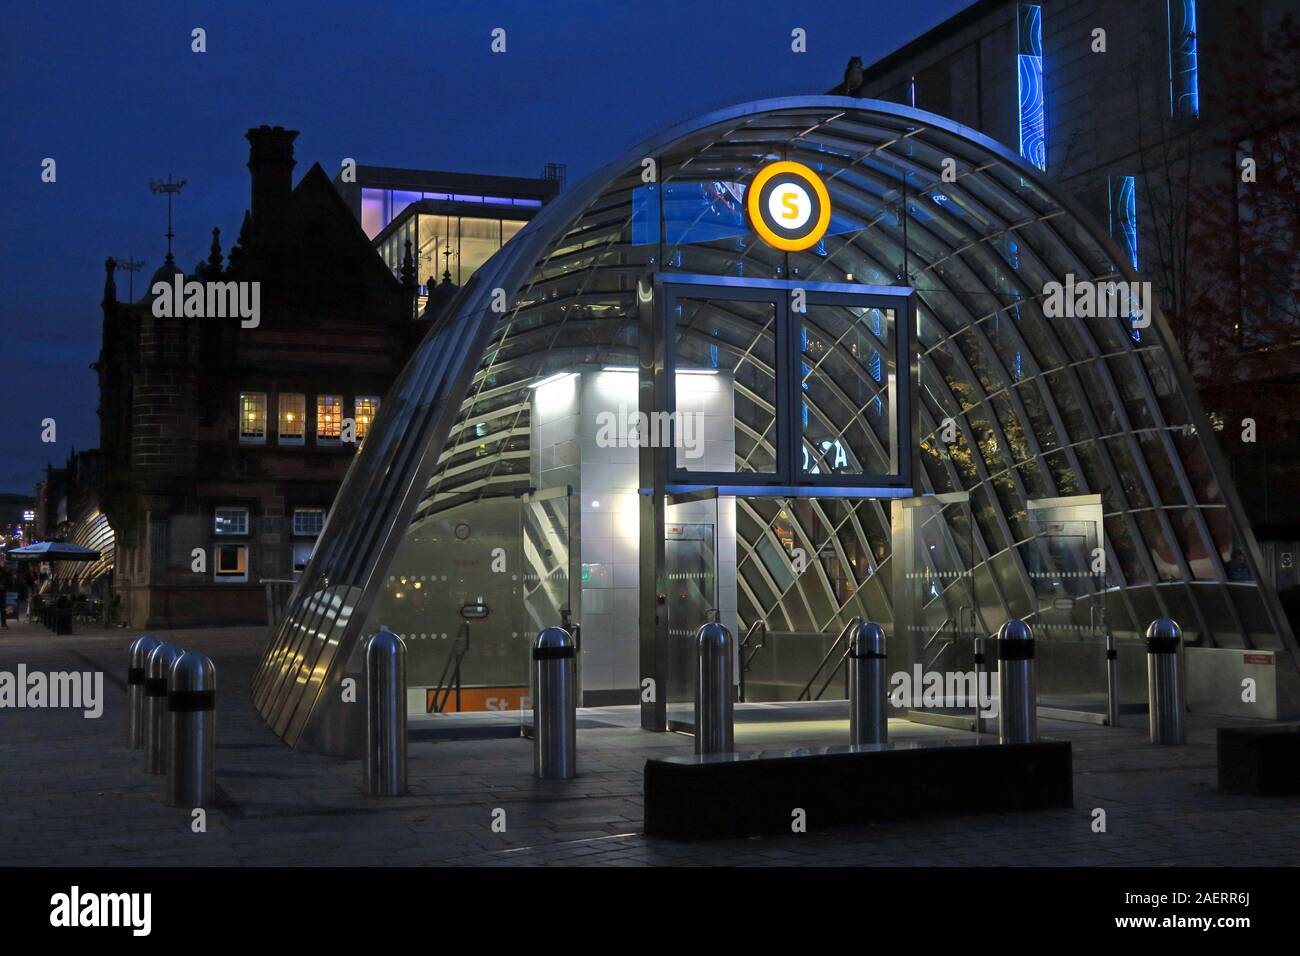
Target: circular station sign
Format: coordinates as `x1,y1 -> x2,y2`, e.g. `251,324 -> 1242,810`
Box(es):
746,160 -> 832,251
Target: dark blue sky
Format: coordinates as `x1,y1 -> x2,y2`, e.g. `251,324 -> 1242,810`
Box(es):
0,0 -> 971,494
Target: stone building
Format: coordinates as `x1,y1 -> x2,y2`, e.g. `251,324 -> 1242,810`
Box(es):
97,126 -> 420,628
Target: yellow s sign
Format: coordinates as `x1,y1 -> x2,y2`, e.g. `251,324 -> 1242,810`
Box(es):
747,161 -> 832,251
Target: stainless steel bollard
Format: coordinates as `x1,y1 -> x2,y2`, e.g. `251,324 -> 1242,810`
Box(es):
364,628 -> 407,796
973,634 -> 990,735
127,634 -> 162,749
1146,617 -> 1185,745
144,643 -> 185,774
167,652 -> 216,807
532,626 -> 577,780
997,620 -> 1037,744
849,621 -> 888,746
1105,630 -> 1121,728
694,621 -> 734,755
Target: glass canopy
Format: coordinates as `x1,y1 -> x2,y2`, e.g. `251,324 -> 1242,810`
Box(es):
253,97 -> 1296,753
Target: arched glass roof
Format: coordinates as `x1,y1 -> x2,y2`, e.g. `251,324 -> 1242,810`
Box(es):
253,97 -> 1296,751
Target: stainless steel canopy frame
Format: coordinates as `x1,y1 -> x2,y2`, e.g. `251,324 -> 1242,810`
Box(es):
252,96 -> 1300,754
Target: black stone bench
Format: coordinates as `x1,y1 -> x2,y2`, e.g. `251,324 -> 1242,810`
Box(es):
644,737 -> 1073,839
1217,725 -> 1300,796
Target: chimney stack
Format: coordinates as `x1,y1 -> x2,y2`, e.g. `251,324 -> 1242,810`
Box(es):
246,125 -> 299,238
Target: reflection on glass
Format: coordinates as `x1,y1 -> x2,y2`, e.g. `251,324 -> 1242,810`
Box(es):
673,298 -> 777,474
800,306 -> 895,477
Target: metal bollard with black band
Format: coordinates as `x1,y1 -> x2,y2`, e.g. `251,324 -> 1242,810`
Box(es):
126,634 -> 162,750
144,643 -> 185,775
997,620 -> 1037,744
533,626 -> 577,779
695,621 -> 735,755
364,628 -> 408,796
1145,617 -> 1186,745
1105,630 -> 1121,727
167,652 -> 216,807
849,621 -> 888,746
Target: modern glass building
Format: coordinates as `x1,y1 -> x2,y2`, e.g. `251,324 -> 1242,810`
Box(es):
333,163 -> 560,313
256,97 -> 1299,754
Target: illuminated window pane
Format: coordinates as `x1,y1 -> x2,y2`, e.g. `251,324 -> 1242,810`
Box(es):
459,217 -> 503,284
674,298 -> 777,474
801,306 -> 896,477
214,543 -> 248,581
279,393 -> 305,442
214,507 -> 249,536
317,395 -> 343,441
240,392 -> 266,443
354,396 -> 380,441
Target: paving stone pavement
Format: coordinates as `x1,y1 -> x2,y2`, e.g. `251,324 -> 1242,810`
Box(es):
1,620 -> 1298,866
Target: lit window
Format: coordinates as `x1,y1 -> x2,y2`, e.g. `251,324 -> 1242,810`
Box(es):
279,393 -> 305,444
354,396 -> 381,441
214,507 -> 249,536
240,392 -> 267,443
293,508 -> 325,537
214,543 -> 248,582
317,395 -> 343,442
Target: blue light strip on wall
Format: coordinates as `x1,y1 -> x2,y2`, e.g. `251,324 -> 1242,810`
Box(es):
1109,175 -> 1142,342
1109,176 -> 1139,270
1167,0 -> 1200,119
1017,3 -> 1046,170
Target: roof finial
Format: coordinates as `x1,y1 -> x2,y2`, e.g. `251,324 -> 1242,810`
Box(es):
400,238 -> 416,289
207,226 -> 224,276
102,257 -> 117,306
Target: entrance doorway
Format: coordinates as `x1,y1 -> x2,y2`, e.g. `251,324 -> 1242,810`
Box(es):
638,273 -> 917,733
1020,495 -> 1111,723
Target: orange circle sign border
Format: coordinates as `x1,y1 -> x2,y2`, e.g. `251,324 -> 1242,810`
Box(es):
746,160 -> 833,252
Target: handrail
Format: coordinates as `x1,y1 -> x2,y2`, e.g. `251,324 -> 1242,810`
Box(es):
922,614 -> 953,670
813,646 -> 855,702
430,622 -> 471,714
797,617 -> 860,702
737,619 -> 768,702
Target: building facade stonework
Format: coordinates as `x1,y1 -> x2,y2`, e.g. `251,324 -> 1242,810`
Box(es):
97,126 -> 417,629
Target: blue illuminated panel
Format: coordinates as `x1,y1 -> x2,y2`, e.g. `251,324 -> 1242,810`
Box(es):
1108,176 -> 1139,270
1017,4 -> 1046,170
1167,0 -> 1200,119
1108,175 -> 1142,341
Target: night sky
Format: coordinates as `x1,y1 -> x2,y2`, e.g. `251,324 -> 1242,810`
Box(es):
0,0 -> 971,494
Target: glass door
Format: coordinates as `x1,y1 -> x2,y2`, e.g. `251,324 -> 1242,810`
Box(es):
663,497 -> 719,733
518,486 -> 576,735
891,493 -> 981,729
1022,496 -> 1108,722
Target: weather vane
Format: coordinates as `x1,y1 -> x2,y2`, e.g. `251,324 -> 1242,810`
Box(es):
148,176 -> 187,264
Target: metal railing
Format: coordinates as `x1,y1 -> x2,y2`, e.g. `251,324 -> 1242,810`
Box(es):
262,578 -> 297,631
797,616 -> 861,702
738,619 -> 768,702
429,622 -> 471,714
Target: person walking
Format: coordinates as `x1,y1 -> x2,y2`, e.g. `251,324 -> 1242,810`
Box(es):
16,569 -> 30,625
